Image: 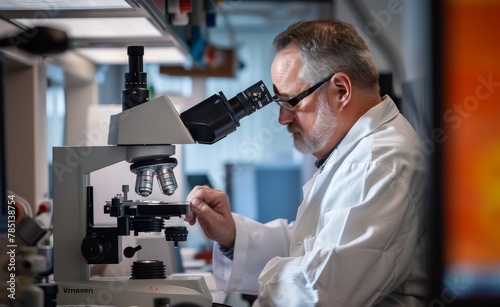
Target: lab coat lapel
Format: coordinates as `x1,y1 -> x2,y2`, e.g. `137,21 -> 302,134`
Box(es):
291,151 -> 338,256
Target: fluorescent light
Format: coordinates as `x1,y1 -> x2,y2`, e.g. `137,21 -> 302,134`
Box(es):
76,47 -> 188,64
0,0 -> 132,10
1,1 -> 192,65
14,17 -> 162,38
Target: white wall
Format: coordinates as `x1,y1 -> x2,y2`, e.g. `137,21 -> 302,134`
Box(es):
4,50 -> 49,211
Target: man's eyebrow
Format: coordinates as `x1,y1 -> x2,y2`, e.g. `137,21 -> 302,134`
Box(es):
272,84 -> 290,98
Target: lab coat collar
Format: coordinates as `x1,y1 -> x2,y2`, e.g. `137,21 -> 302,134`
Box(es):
313,96 -> 397,171
339,95 -> 399,147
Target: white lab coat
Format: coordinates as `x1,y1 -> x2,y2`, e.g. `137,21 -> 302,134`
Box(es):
212,96 -> 429,306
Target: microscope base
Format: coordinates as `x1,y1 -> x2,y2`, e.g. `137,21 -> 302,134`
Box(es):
56,275 -> 212,307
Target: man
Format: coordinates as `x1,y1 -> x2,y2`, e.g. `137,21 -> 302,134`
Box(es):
185,19 -> 428,306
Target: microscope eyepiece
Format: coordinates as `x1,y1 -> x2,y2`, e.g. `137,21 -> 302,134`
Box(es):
122,45 -> 149,111
127,46 -> 144,74
180,80 -> 273,144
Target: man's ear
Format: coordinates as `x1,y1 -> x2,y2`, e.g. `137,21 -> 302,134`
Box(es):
331,72 -> 352,110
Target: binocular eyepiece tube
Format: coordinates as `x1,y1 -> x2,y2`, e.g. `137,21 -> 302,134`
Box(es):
180,80 -> 273,144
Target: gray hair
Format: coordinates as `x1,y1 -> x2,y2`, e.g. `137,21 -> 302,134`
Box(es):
271,19 -> 379,92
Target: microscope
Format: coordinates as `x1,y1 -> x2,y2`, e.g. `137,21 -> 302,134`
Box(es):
52,46 -> 272,306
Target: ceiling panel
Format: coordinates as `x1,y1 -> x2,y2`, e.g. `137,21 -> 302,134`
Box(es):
0,0 -> 191,64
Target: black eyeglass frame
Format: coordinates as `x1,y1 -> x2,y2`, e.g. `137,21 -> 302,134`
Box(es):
273,75 -> 333,110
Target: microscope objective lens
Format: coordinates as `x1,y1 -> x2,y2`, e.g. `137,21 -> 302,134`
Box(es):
134,168 -> 155,197
156,165 -> 177,196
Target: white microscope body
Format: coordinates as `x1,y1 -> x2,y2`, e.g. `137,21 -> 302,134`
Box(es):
52,45 -> 272,306
52,94 -> 214,307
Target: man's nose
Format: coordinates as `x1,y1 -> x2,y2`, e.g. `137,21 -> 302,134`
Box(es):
278,107 -> 294,125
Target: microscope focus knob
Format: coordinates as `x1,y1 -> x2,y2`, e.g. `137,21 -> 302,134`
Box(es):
81,232 -> 111,263
164,226 -> 188,248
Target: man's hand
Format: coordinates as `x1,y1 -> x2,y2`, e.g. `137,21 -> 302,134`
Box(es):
184,185 -> 236,249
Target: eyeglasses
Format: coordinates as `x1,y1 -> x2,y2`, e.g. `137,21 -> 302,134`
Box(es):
273,75 -> 333,110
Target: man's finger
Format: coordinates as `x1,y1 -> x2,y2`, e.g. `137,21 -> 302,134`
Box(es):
191,198 -> 218,221
184,210 -> 197,225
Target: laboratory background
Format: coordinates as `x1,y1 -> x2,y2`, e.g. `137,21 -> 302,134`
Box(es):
0,0 -> 499,306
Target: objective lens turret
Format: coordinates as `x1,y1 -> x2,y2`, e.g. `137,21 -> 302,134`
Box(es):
130,158 -> 179,197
